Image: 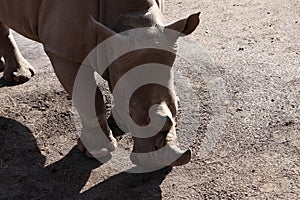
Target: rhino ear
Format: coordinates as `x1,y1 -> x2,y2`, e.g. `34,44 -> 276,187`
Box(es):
90,16 -> 117,40
165,12 -> 201,36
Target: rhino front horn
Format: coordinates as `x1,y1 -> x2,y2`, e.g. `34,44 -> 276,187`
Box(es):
130,143 -> 191,167
170,148 -> 191,166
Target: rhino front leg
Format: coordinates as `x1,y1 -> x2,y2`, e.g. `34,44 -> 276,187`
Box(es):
47,52 -> 117,160
0,21 -> 35,83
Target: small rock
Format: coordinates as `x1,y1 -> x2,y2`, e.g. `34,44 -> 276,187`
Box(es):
259,183 -> 277,193
272,132 -> 287,143
285,121 -> 293,126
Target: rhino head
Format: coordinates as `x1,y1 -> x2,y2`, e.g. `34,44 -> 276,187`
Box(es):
90,11 -> 200,167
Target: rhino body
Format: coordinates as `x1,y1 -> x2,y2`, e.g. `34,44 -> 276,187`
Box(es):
0,0 -> 200,167
0,0 -> 164,62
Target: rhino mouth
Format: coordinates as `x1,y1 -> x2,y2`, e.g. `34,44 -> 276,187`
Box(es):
132,131 -> 167,153
131,130 -> 191,167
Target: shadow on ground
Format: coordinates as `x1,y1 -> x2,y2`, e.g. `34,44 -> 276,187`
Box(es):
0,117 -> 171,199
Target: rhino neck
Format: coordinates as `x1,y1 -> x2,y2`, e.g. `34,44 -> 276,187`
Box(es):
99,0 -> 164,32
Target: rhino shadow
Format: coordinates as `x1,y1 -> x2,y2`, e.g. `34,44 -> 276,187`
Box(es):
0,117 -> 170,199
80,167 -> 172,200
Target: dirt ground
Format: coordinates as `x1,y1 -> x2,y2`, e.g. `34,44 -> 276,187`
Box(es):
0,0 -> 299,199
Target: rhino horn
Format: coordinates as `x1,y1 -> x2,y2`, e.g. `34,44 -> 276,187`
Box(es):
130,143 -> 191,167
130,102 -> 191,167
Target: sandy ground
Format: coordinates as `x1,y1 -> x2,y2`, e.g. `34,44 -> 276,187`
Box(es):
0,0 -> 299,199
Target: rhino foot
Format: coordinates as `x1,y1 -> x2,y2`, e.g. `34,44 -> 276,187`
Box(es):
3,60 -> 35,84
77,136 -> 117,161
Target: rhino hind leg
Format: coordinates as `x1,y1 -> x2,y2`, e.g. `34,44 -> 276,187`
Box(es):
0,21 -> 35,83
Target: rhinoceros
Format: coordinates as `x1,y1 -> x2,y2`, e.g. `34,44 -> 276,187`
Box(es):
0,0 -> 200,167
